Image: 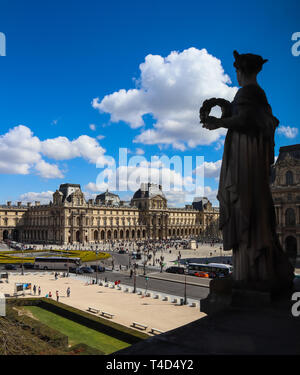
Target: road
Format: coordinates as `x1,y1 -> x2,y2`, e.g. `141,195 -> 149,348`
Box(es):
93,270 -> 210,300
0,246 -> 211,300
0,265 -> 210,301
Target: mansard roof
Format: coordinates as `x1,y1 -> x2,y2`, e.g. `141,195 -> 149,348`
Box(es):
271,144 -> 300,184
132,183 -> 166,200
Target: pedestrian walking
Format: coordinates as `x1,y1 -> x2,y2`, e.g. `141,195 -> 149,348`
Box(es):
56,290 -> 59,302
33,285 -> 36,295
49,291 -> 52,298
67,287 -> 70,297
38,286 -> 41,296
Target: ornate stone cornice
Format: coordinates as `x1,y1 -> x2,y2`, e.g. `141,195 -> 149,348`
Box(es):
276,153 -> 300,168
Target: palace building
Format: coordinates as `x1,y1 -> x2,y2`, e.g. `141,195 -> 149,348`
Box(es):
0,183 -> 220,244
3,142 -> 299,262
270,144 -> 300,264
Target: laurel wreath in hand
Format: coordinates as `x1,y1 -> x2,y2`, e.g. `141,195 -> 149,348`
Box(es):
199,98 -> 231,124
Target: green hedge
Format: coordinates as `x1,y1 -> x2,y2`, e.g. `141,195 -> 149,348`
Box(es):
6,302 -> 68,348
7,298 -> 149,344
5,300 -> 106,355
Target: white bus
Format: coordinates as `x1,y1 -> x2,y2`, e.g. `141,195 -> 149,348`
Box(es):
187,262 -> 233,278
34,257 -> 81,270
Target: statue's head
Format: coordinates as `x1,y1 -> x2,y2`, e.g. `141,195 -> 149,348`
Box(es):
233,50 -> 268,86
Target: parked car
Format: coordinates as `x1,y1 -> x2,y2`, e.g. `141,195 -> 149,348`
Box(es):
79,266 -> 94,273
4,264 -> 17,270
22,263 -> 35,269
165,266 -> 185,274
90,265 -> 106,272
194,271 -> 210,278
69,267 -> 84,274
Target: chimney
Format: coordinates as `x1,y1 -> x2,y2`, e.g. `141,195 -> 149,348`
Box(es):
7,201 -> 11,207
88,199 -> 93,205
27,202 -> 31,207
17,201 -> 22,207
35,201 -> 40,206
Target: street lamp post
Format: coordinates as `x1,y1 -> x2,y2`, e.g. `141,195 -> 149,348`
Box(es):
145,276 -> 149,295
184,274 -> 187,305
133,263 -> 137,293
67,253 -> 69,277
21,245 -> 24,276
143,250 -> 147,276
95,250 -> 99,283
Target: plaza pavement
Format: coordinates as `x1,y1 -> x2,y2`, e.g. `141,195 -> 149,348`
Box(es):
0,272 -> 206,334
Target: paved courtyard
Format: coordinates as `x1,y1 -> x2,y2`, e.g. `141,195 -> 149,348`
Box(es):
0,272 -> 206,334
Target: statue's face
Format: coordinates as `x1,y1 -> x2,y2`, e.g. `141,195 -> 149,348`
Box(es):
236,68 -> 257,87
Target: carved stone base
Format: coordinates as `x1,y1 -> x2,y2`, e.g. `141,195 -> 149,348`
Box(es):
200,276 -> 295,315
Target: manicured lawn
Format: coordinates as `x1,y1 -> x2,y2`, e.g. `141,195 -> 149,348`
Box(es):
24,306 -> 130,354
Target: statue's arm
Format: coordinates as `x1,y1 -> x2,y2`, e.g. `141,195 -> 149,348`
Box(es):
204,88 -> 255,131
204,103 -> 252,131
218,104 -> 252,130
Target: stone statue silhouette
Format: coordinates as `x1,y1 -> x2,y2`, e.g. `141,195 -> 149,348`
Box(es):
200,50 -> 294,293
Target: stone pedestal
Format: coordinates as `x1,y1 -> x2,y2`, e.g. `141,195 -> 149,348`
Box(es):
200,276 -> 295,315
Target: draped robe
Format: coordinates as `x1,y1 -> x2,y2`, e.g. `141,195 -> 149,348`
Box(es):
216,84 -> 294,286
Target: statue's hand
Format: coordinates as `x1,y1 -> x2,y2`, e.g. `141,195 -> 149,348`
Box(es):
200,98 -> 216,123
219,99 -> 232,118
200,97 -> 231,124
203,116 -> 222,130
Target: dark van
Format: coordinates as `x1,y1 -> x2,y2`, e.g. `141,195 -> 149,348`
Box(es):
165,266 -> 185,274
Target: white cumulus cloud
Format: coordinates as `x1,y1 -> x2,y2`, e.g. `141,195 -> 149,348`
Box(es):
0,125 -> 109,178
277,126 -> 298,139
0,125 -> 42,175
19,191 -> 54,204
41,135 -> 107,165
92,47 -> 237,150
35,160 -> 64,179
194,159 -> 222,179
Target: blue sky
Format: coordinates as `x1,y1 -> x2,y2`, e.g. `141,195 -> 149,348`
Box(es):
0,0 -> 299,206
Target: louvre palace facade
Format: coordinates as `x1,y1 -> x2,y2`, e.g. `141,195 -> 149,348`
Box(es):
0,183 -> 220,244
1,143 -> 299,262
270,144 -> 300,263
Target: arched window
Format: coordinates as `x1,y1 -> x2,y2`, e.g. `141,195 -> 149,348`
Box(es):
285,208 -> 296,226
286,171 -> 294,185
